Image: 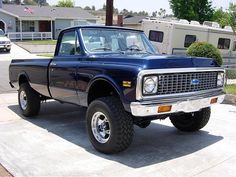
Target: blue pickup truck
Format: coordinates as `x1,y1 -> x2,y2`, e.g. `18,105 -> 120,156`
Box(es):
9,26 -> 225,154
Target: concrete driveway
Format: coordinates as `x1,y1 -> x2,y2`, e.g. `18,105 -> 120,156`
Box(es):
0,92 -> 236,177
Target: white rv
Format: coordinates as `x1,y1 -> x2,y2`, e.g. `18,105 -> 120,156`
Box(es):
141,19 -> 236,65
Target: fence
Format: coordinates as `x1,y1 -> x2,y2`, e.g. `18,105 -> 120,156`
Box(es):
7,32 -> 52,40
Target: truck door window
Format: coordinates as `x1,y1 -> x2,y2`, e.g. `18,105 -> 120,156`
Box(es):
184,35 -> 196,47
218,38 -> 230,49
149,30 -> 164,43
58,30 -> 80,56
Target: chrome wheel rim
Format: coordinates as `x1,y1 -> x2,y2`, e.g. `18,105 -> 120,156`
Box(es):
20,90 -> 27,110
91,112 -> 111,144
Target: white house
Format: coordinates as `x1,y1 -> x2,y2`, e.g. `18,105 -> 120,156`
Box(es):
0,2 -> 97,40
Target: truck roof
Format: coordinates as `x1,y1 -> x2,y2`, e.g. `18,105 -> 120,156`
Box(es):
61,25 -> 144,33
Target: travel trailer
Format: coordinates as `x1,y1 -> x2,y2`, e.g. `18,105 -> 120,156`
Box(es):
141,19 -> 236,65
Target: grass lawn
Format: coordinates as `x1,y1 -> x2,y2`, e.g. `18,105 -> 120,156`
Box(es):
21,40 -> 57,45
225,84 -> 236,95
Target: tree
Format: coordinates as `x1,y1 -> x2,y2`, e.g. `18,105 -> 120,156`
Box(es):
228,3 -> 236,35
152,11 -> 157,17
56,0 -> 74,7
212,8 -> 231,27
170,0 -> 195,21
213,3 -> 236,35
158,8 -> 166,17
120,8 -> 129,16
84,6 -> 91,10
193,0 -> 214,23
92,5 -> 96,11
113,7 -> 119,14
169,0 -> 214,23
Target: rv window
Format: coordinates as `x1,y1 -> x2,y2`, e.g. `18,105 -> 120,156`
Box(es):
184,35 -> 196,47
149,30 -> 164,43
233,41 -> 236,51
218,38 -> 230,49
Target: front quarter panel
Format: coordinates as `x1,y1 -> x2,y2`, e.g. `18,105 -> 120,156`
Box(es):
77,60 -> 140,107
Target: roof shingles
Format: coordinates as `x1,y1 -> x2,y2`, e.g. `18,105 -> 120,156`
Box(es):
1,4 -> 96,20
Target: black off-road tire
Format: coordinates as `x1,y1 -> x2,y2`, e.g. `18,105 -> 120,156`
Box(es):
18,83 -> 41,117
170,107 -> 211,132
86,97 -> 134,154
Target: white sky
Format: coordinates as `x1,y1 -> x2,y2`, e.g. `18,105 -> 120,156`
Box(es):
47,0 -> 235,14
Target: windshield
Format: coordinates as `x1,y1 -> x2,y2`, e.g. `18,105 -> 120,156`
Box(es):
0,30 -> 5,37
81,28 -> 157,54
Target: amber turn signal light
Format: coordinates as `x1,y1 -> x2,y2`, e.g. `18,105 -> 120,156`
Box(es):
210,97 -> 218,104
158,105 -> 172,113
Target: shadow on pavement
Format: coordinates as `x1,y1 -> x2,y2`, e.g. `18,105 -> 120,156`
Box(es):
8,101 -> 223,168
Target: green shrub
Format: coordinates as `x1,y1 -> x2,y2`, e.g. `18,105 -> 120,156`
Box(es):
187,42 -> 223,66
226,69 -> 236,79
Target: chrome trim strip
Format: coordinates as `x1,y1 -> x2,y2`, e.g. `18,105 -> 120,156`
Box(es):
136,67 -> 225,101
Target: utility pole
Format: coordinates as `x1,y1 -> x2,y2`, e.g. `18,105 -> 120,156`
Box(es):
105,0 -> 113,26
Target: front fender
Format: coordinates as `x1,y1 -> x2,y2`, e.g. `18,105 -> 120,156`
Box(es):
87,74 -> 132,112
87,74 -> 125,99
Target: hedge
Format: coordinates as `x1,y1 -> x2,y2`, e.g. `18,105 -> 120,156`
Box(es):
187,42 -> 223,66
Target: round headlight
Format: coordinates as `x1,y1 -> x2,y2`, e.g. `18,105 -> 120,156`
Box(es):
217,73 -> 224,87
143,77 -> 157,94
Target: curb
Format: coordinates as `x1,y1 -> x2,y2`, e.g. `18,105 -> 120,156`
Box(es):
223,94 -> 236,106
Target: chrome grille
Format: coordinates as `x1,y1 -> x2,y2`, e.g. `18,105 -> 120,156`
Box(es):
0,41 -> 7,44
157,72 -> 218,95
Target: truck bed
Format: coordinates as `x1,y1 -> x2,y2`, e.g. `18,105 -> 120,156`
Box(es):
9,59 -> 51,97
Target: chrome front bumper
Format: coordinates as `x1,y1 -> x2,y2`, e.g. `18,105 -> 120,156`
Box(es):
130,92 -> 225,117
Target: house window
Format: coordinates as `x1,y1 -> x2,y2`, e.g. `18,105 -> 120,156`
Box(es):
71,20 -> 89,26
218,38 -> 230,49
184,35 -> 197,47
233,41 -> 236,51
58,30 -> 80,56
149,30 -> 164,43
22,21 -> 35,32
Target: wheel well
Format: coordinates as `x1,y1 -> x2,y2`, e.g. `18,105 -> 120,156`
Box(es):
88,80 -> 119,105
18,75 -> 28,86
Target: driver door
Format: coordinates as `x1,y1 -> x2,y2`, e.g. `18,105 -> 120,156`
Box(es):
49,29 -> 81,104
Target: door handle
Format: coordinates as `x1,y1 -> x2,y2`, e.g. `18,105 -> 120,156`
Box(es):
51,62 -> 57,66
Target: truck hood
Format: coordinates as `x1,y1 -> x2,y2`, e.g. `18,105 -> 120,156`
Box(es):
88,53 -> 218,69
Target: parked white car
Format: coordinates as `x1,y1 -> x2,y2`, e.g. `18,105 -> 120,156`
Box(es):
0,29 -> 11,52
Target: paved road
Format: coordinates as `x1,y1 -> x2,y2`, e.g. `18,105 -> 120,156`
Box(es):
0,43 -> 47,94
0,93 -> 236,177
